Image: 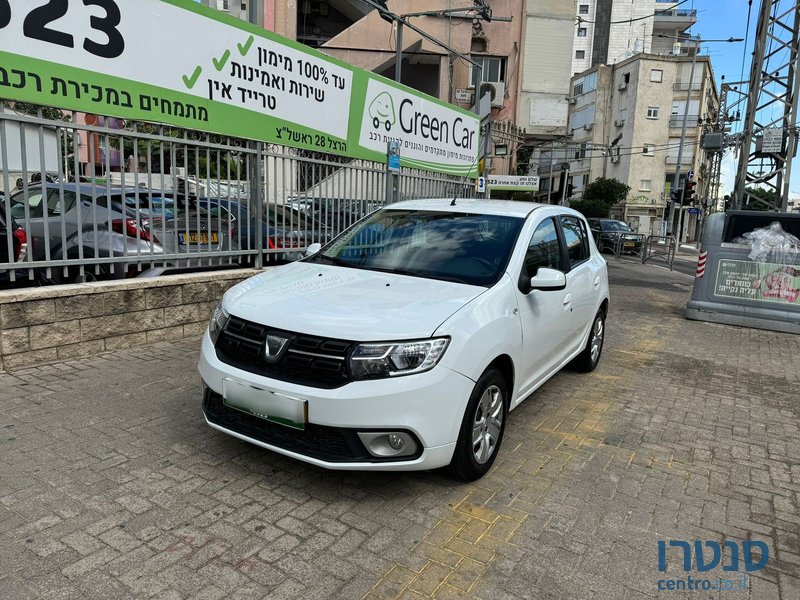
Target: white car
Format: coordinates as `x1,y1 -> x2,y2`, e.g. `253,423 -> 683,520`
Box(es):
199,199 -> 609,480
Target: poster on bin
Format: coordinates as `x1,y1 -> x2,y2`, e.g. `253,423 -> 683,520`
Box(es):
714,260 -> 800,305
0,0 -> 478,177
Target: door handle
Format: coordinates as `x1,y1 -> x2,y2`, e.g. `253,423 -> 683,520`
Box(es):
594,276 -> 601,288
563,294 -> 572,306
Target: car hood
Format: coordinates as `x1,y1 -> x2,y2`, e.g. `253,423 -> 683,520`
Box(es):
223,262 -> 486,341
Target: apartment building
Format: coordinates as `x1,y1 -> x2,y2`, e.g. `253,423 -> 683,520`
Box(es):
541,52 -> 718,241
571,0 -> 697,75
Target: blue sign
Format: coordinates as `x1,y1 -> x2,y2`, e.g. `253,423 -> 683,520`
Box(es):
387,140 -> 401,174
688,208 -> 701,215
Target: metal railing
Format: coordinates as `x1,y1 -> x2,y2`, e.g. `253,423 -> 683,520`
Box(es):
1,102 -> 477,287
642,235 -> 677,270
592,230 -> 648,260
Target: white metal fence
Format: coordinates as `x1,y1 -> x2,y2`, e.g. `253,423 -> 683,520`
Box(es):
1,102 -> 477,287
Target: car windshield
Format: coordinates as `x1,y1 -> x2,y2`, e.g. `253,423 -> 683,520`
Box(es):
308,209 -> 524,286
603,221 -> 631,232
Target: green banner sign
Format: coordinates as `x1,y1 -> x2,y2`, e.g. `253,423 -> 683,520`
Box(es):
0,0 -> 479,177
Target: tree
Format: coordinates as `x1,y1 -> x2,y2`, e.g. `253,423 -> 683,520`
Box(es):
569,198 -> 612,218
583,177 -> 630,207
515,146 -> 534,176
743,187 -> 779,211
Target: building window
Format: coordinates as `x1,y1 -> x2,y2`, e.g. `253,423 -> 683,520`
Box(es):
643,145 -> 655,156
575,50 -> 586,60
640,179 -> 652,192
618,107 -> 627,123
577,28 -> 588,37
579,4 -> 590,14
650,69 -> 663,82
647,106 -> 660,119
573,82 -> 584,96
471,56 -> 506,87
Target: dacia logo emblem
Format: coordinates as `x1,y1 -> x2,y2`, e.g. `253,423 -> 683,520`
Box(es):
264,334 -> 290,363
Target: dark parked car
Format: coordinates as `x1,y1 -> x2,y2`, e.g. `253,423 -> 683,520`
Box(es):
587,218 -> 643,254
199,199 -> 330,260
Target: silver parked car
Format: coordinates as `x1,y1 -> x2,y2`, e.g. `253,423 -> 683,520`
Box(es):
8,184 -> 236,281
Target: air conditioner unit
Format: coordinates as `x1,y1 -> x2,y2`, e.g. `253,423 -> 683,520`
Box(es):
479,81 -> 506,108
610,154 -> 620,164
614,119 -> 625,127
567,97 -> 577,105
583,123 -> 594,131
618,81 -> 628,91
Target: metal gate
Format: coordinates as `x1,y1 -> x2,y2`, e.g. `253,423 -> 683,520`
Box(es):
0,102 -> 477,287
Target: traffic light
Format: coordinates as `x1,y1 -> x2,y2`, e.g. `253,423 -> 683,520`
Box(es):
683,180 -> 696,205
670,188 -> 682,207
567,183 -> 576,198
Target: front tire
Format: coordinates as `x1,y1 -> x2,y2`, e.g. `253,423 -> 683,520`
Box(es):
448,368 -> 508,481
572,309 -> 605,372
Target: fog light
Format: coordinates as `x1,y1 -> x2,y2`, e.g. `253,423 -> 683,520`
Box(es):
357,432 -> 418,458
388,434 -> 405,450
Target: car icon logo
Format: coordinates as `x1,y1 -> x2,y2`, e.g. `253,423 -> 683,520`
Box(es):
369,92 -> 396,132
264,334 -> 290,363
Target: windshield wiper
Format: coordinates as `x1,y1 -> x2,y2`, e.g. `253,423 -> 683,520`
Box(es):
310,254 -> 355,268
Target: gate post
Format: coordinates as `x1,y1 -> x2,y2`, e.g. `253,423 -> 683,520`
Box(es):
251,143 -> 264,269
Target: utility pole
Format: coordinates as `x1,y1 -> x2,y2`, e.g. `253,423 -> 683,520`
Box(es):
658,34 -> 743,236
248,0 -> 264,269
667,35 -> 699,239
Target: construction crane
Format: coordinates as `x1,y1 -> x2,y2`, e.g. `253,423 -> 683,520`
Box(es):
733,0 -> 800,211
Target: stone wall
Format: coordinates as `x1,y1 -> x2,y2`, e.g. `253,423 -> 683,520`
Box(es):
0,269 -> 261,371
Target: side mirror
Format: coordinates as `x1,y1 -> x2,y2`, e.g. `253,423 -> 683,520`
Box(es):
531,268 -> 567,291
305,242 -> 322,257
520,267 -> 566,295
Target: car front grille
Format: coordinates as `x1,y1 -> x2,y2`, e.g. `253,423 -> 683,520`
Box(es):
215,316 -> 354,389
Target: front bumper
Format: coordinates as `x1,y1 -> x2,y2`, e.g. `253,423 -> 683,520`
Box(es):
198,331 -> 474,471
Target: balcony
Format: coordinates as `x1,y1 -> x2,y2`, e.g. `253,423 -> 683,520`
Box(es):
673,81 -> 703,92
665,153 -> 695,166
654,8 -> 698,30
669,115 -> 699,128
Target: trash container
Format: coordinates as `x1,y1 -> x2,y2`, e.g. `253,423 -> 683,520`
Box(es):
685,211 -> 800,334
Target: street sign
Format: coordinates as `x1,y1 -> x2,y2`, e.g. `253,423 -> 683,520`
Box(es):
487,175 -> 540,192
455,89 -> 474,103
762,128 -> 784,153
476,177 -> 487,193
688,208 -> 701,215
687,170 -> 695,181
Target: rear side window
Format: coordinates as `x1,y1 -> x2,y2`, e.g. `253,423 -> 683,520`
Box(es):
525,218 -> 563,275
560,216 -> 590,267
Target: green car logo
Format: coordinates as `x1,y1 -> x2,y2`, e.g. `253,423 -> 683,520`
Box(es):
369,92 -> 396,132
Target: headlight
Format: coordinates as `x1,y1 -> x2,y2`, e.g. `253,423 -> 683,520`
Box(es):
349,338 -> 449,380
208,302 -> 230,345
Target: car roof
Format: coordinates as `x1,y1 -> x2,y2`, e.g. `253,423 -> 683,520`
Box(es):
385,198 -> 550,218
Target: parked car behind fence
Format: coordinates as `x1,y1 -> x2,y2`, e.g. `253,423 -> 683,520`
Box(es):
3,183 -> 238,283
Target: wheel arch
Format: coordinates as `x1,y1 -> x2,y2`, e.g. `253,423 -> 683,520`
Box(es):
486,354 -> 515,407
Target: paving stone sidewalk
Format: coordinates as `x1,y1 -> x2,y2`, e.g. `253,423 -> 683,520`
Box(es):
1,261 -> 798,599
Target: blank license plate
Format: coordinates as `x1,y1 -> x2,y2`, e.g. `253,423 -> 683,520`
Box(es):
624,242 -> 635,247
180,231 -> 219,245
222,378 -> 307,430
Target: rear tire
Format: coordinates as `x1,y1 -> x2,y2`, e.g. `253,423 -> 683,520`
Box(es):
572,309 -> 605,372
448,368 -> 508,481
